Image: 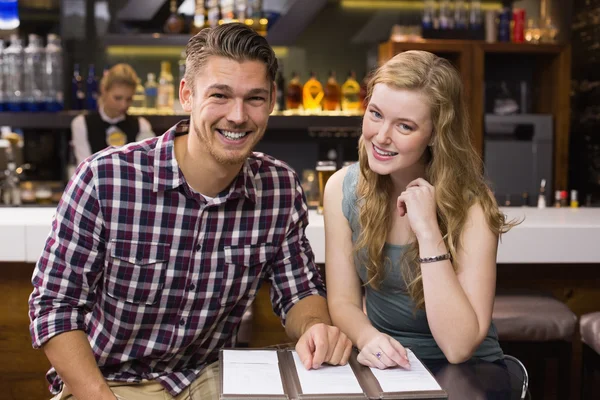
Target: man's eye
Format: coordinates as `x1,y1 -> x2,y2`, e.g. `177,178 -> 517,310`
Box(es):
249,97 -> 266,102
370,110 -> 382,119
211,93 -> 226,99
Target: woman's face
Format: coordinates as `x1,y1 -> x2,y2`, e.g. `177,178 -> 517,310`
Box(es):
362,83 -> 433,176
102,84 -> 135,117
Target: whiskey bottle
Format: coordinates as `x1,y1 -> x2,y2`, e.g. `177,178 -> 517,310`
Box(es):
286,72 -> 303,111
302,71 -> 323,112
157,62 -> 175,113
323,70 -> 341,112
191,0 -> 209,34
341,71 -> 361,112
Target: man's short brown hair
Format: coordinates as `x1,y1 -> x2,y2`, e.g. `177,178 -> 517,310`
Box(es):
184,23 -> 278,91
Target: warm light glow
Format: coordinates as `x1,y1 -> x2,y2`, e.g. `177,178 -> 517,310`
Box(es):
259,18 -> 268,25
106,46 -> 185,57
244,18 -> 254,25
341,0 -> 502,10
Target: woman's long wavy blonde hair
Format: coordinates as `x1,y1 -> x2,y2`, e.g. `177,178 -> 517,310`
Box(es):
355,50 -> 515,310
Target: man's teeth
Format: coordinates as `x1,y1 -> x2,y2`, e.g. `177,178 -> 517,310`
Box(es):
374,146 -> 398,156
220,130 -> 248,140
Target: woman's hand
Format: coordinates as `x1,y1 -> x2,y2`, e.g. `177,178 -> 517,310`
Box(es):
357,332 -> 411,370
397,178 -> 440,241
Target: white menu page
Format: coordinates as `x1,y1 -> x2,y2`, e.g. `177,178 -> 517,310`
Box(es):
222,350 -> 285,395
369,349 -> 442,392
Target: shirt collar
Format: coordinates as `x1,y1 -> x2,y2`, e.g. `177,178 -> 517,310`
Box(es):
152,119 -> 257,203
99,105 -> 126,124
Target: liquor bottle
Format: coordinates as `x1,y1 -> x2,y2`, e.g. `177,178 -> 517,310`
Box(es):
359,74 -> 370,112
131,78 -> 146,111
469,0 -> 483,31
422,0 -> 435,30
4,34 -> 24,111
24,34 -> 45,111
275,68 -> 285,112
220,0 -> 235,23
286,72 -> 302,111
71,63 -> 85,110
144,73 -> 158,110
44,34 -> 64,112
207,0 -> 221,28
302,71 -> 323,112
341,71 -> 361,112
236,0 -> 247,21
439,0 -> 452,30
164,0 -> 185,34
454,0 -> 468,30
86,64 -> 98,110
191,0 -> 209,34
323,70 -> 341,112
157,62 -> 175,113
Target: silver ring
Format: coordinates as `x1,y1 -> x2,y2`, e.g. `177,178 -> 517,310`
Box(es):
375,351 -> 382,359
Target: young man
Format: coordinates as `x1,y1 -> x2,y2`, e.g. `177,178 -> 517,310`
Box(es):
29,23 -> 352,400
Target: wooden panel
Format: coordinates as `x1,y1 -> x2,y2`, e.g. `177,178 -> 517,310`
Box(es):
534,46 -> 571,191
250,281 -> 292,348
471,43 -> 485,157
0,263 -> 52,400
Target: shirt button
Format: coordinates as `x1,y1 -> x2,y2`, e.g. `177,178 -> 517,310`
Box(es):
179,318 -> 186,326
189,283 -> 196,291
195,243 -> 201,251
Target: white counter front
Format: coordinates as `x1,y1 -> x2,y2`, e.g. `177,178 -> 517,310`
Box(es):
1,207 -> 599,264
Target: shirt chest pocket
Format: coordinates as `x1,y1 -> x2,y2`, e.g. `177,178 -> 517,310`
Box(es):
105,240 -> 170,305
220,244 -> 275,307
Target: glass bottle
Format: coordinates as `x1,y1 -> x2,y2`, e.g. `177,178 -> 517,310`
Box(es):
191,0 -> 209,34
164,0 -> 185,34
302,71 -> 323,113
86,64 -> 98,111
144,73 -> 158,111
71,63 -> 85,110
157,62 -> 174,113
24,34 -> 45,111
275,68 -> 285,112
323,70 -> 341,112
44,33 -> 64,112
131,78 -> 146,112
4,34 -> 24,111
341,71 -> 361,113
286,72 -> 302,111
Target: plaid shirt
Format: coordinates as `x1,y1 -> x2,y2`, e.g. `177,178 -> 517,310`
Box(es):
28,120 -> 325,396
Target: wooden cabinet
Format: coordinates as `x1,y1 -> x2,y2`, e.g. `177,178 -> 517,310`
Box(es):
378,40 -> 571,191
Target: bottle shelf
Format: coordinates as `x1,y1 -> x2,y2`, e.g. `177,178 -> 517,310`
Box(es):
0,111 -> 363,136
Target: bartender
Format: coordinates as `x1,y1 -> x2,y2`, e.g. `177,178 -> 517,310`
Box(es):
70,63 -> 155,164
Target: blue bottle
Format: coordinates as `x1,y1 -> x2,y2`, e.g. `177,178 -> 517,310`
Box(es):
0,0 -> 19,30
71,63 -> 85,110
86,64 -> 98,110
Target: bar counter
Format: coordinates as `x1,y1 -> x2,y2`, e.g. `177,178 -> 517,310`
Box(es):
1,206 -> 599,263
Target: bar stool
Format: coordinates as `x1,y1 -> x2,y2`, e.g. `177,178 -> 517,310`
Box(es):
492,291 -> 577,399
580,312 -> 600,399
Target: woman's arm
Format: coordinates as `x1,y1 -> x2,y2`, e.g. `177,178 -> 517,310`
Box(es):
70,115 -> 92,164
418,203 -> 497,363
136,117 -> 156,141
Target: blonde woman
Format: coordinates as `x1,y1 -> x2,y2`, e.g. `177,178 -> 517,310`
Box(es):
71,63 -> 154,164
324,51 -> 516,396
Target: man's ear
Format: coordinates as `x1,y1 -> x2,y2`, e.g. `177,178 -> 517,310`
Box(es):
179,79 -> 193,113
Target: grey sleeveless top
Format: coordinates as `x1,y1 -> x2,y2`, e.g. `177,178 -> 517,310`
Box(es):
342,163 -> 503,362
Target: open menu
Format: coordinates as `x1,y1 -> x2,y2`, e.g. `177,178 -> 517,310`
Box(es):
219,348 -> 448,400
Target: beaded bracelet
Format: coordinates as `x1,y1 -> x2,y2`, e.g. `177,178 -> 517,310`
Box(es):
418,252 -> 452,264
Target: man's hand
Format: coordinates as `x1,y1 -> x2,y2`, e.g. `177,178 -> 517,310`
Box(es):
295,323 -> 353,370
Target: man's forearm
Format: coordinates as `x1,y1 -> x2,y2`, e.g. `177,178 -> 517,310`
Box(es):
285,295 -> 332,340
42,330 -> 116,400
